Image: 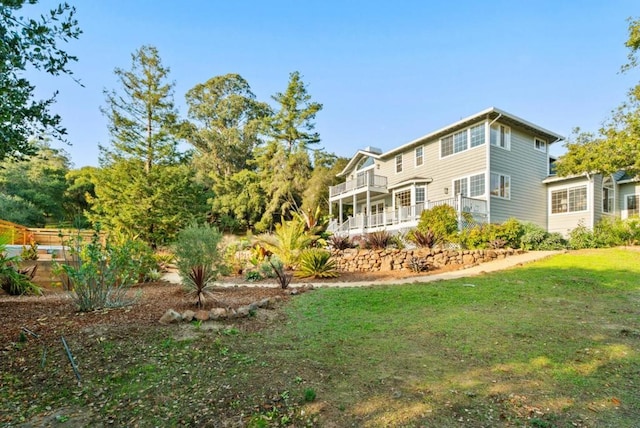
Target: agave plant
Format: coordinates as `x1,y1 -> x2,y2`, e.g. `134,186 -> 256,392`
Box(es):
296,249 -> 339,279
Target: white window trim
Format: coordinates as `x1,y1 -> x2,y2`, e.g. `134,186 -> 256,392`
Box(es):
490,124 -> 511,151
395,153 -> 403,174
415,146 -> 424,167
439,121 -> 487,159
624,193 -> 640,219
451,172 -> 486,198
602,177 -> 614,214
490,172 -> 511,200
534,137 -> 547,153
548,184 -> 589,215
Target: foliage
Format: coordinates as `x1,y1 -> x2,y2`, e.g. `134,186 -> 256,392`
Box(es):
520,222 -> 567,250
416,204 -> 459,245
0,140 -> 71,223
174,223 -> 223,307
20,235 -> 38,261
363,230 -> 393,250
59,229 -> 140,311
296,248 -> 338,278
185,73 -> 271,232
0,234 -> 41,295
557,19 -> 640,178
91,46 -> 209,248
257,219 -> 313,269
327,234 -> 354,250
300,152 -> 348,217
568,222 -> 598,250
255,71 -> 323,230
0,0 -> 81,160
0,193 -> 45,226
244,270 -> 262,282
407,229 -> 436,248
63,166 -> 98,227
458,219 -> 524,250
268,256 -> 292,289
108,231 -> 158,282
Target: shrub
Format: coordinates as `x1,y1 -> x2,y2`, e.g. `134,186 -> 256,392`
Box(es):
364,231 -> 393,250
245,270 -> 262,282
497,218 -> 524,248
416,205 -> 458,245
268,256 -> 292,289
327,234 -> 354,250
60,229 -> 140,311
174,223 -> 224,308
568,222 -> 597,249
296,249 -> 339,278
20,235 -> 39,261
0,235 -> 42,295
407,229 -> 436,248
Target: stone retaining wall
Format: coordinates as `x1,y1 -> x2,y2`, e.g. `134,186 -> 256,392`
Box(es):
331,247 -> 521,272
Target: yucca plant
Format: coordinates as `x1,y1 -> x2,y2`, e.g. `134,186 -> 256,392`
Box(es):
174,223 -> 223,308
296,249 -> 339,279
257,219 -> 313,269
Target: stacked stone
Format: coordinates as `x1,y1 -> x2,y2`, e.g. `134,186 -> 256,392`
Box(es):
331,248 -> 519,273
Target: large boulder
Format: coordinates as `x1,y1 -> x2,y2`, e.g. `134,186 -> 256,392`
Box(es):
159,309 -> 182,324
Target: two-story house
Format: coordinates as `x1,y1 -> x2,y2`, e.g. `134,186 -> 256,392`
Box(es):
328,107 -> 565,236
328,107 -> 640,237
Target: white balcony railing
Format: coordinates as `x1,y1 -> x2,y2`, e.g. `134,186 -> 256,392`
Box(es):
329,172 -> 388,198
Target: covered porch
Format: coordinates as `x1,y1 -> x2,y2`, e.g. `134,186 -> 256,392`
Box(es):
327,195 -> 488,236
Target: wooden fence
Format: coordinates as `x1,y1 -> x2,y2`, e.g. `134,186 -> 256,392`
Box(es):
0,219 -> 97,246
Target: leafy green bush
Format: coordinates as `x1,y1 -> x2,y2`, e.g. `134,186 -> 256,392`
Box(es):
0,234 -> 42,295
59,229 -> 140,311
296,249 -> 339,278
174,223 -> 224,308
498,218 -> 525,248
416,205 -> 458,245
568,222 -> 597,249
520,222 -> 567,250
245,270 -> 262,282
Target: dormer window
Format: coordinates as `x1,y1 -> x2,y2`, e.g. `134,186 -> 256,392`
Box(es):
395,154 -> 403,173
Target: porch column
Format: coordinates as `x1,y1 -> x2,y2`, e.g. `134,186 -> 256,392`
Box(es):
339,199 -> 343,223
329,200 -> 332,217
353,194 -> 357,227
366,189 -> 370,228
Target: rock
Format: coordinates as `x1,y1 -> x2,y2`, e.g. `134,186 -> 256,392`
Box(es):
159,309 -> 182,324
462,254 -> 475,265
248,302 -> 259,312
195,310 -> 210,321
257,298 -> 271,308
182,310 -> 195,322
210,307 -> 227,320
236,306 -> 250,317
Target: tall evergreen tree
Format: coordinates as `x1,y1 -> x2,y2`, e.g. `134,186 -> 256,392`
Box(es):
91,46 -> 208,247
255,71 -> 323,231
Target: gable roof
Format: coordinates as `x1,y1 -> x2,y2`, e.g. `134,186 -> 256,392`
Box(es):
337,148 -> 382,177
383,107 -> 564,159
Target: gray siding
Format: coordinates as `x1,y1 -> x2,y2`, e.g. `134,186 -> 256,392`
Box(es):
592,175 -> 604,224
546,176 -> 593,236
378,120 -> 488,202
489,125 -> 549,228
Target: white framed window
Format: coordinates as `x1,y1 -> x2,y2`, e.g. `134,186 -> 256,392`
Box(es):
453,173 -> 486,198
441,135 -> 454,157
395,154 -> 403,173
490,172 -> 511,199
415,187 -> 425,204
602,177 -> 614,214
453,178 -> 468,197
415,146 -> 424,167
470,124 -> 485,148
469,173 -> 485,197
626,194 -> 639,217
440,122 -> 486,158
551,185 -> 587,214
534,137 -> 547,153
490,124 -> 511,150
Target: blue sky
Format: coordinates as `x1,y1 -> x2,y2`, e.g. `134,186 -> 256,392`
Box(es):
28,0 -> 639,167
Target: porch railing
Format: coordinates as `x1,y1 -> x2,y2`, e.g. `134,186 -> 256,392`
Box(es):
329,173 -> 388,198
328,195 -> 488,235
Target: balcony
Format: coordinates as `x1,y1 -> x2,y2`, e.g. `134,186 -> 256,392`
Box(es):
329,172 -> 388,199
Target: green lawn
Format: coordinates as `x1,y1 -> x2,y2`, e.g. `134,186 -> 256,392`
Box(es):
2,248 -> 640,427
